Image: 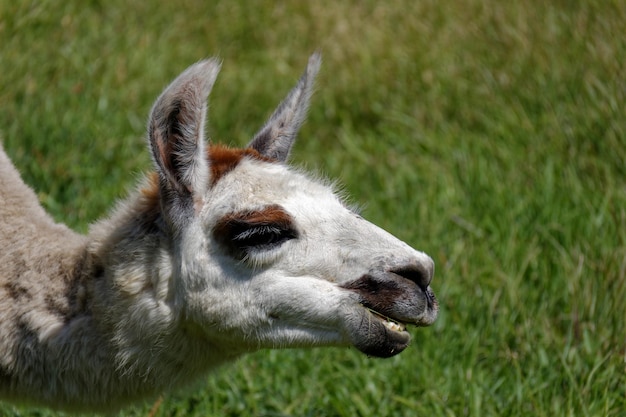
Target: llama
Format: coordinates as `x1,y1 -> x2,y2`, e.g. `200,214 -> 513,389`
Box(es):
0,53 -> 438,412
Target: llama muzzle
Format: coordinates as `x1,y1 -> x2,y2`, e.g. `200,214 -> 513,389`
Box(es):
340,264 -> 438,357
342,258 -> 437,332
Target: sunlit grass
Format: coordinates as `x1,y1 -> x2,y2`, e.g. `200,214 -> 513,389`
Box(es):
1,0 -> 624,415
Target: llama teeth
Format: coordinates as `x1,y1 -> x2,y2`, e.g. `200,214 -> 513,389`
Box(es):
367,307 -> 407,332
382,319 -> 406,332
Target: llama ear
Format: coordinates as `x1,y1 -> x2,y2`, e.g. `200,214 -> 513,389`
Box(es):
248,53 -> 321,162
148,58 -> 221,196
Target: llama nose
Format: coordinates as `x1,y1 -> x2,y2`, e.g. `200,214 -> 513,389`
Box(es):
389,257 -> 434,291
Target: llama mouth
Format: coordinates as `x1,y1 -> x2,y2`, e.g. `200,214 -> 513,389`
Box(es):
341,270 -> 437,357
367,307 -> 407,333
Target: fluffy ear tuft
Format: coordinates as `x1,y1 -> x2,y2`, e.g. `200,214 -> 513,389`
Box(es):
148,58 -> 221,196
247,53 -> 321,162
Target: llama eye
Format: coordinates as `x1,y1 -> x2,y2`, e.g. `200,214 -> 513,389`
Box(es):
231,224 -> 297,252
214,205 -> 299,260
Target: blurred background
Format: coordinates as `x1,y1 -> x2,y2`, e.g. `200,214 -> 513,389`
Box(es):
1,1 -> 624,416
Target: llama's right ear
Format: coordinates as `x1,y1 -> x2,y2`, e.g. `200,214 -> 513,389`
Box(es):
148,59 -> 221,196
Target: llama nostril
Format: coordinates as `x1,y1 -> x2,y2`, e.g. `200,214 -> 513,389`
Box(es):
390,261 -> 434,291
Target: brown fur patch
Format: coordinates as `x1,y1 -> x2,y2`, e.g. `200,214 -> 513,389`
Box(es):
216,205 -> 295,229
207,144 -> 273,186
141,144 -> 274,200
138,145 -> 275,219
140,172 -> 161,203
3,281 -> 31,301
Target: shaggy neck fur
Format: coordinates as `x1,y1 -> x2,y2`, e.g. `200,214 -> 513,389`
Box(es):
0,146 -> 255,411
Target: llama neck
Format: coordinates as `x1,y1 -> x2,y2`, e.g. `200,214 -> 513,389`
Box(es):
1,178 -> 230,412
86,174 -> 255,403
75,181 -> 232,408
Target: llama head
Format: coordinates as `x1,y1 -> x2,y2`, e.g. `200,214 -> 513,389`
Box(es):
147,54 -> 438,359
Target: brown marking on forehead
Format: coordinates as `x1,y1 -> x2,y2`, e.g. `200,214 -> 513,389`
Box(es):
207,144 -> 274,186
140,144 -> 275,210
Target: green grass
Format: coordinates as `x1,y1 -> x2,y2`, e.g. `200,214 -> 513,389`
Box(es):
1,1 -> 624,416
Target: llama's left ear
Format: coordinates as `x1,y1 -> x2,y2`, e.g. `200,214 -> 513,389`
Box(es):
148,59 -> 221,196
248,53 -> 321,162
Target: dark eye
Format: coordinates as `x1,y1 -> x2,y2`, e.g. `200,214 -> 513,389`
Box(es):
213,205 -> 299,260
230,223 -> 297,254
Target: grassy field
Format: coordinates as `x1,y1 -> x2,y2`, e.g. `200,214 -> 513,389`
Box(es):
1,1 -> 625,416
